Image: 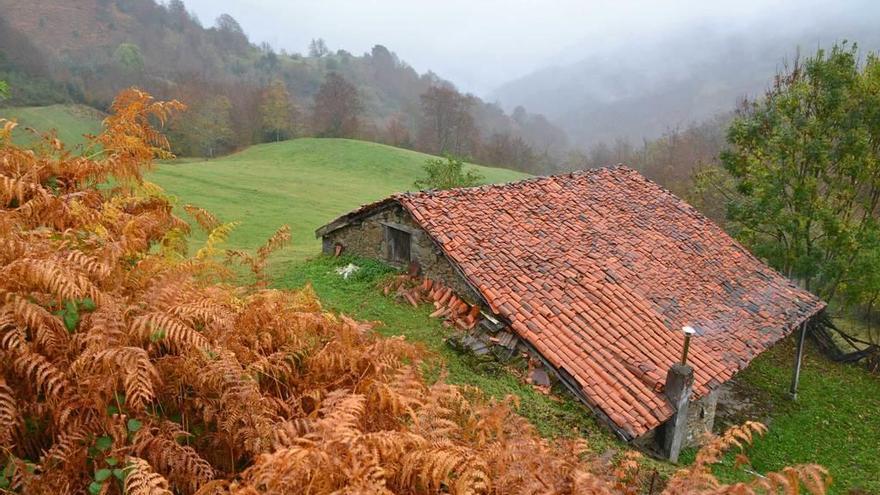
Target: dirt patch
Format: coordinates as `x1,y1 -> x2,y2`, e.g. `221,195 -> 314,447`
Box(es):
712,377 -> 778,432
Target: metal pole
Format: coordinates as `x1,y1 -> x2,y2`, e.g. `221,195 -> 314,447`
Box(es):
789,321 -> 808,400
681,326 -> 696,364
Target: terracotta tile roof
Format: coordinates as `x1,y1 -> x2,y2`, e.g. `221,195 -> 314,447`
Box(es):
323,167 -> 825,438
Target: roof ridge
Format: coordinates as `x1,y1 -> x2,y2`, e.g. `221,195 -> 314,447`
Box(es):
397,164 -> 637,199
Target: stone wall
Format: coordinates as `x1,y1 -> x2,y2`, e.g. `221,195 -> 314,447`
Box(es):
685,389 -> 719,448
321,203 -> 484,304
634,389 -> 720,454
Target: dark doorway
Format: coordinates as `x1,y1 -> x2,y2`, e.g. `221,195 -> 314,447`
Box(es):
386,226 -> 411,264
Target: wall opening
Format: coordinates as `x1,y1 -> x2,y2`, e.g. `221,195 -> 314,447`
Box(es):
385,225 -> 411,264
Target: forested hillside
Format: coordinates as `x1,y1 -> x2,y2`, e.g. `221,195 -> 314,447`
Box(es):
0,0 -> 566,172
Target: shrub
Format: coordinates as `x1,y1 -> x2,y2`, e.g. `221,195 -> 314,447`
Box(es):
413,154 -> 484,191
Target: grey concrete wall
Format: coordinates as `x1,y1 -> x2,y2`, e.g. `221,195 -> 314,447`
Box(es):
321,204 -> 484,304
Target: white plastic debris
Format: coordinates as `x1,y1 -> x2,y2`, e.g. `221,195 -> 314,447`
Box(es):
335,263 -> 360,280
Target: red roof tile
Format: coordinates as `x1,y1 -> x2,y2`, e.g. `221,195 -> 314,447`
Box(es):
322,167 -> 825,438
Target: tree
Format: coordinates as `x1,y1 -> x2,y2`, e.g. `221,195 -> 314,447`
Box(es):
215,13 -> 249,53
311,72 -> 361,138
482,132 -> 536,172
383,113 -> 411,148
172,95 -> 235,157
215,13 -> 243,34
0,80 -> 8,101
195,96 -> 234,157
308,38 -> 329,57
721,42 -> 880,304
114,43 -> 144,73
166,0 -> 191,31
259,79 -> 295,142
417,85 -> 478,157
414,155 -> 484,190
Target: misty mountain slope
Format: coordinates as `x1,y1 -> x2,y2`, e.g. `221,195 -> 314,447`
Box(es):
493,21 -> 880,147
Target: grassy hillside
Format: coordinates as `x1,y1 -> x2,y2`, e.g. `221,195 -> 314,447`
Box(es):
0,104 -> 103,148
149,138 -> 528,266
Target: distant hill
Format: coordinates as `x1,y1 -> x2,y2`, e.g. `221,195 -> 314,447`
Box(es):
147,138 -> 528,265
0,0 -> 567,170
0,103 -> 103,148
492,19 -> 880,148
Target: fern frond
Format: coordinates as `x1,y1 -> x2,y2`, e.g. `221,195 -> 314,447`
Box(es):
134,430 -> 216,495
39,429 -> 89,468
235,446 -> 335,494
125,456 -> 174,495
12,349 -> 69,401
314,391 -> 365,443
399,444 -> 491,495
0,173 -> 46,207
256,225 -> 291,262
0,295 -> 69,357
79,303 -> 129,350
72,347 -> 159,411
183,204 -> 221,233
131,312 -> 209,351
0,378 -> 20,447
63,249 -> 112,280
2,258 -> 85,301
195,222 -> 240,260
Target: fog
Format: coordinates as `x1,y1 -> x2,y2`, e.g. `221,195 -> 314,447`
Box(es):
181,0 -> 876,98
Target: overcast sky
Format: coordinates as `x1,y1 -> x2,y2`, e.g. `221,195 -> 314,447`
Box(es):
181,0 -> 875,97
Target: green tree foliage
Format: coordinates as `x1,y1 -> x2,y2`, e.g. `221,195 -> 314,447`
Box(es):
259,79 -> 295,142
414,155 -> 484,190
113,43 -> 144,73
171,96 -> 235,157
721,42 -> 880,305
0,80 -> 7,101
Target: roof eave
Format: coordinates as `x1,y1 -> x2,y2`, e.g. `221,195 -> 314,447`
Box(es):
314,198 -> 399,238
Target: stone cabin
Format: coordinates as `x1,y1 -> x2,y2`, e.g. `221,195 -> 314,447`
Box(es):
315,167 -> 825,460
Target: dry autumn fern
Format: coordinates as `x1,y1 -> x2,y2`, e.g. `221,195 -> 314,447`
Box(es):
0,89 -> 831,495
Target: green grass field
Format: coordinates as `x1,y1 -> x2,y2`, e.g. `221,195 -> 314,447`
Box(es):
679,337 -> 880,494
0,104 -> 103,148
148,138 -> 528,268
